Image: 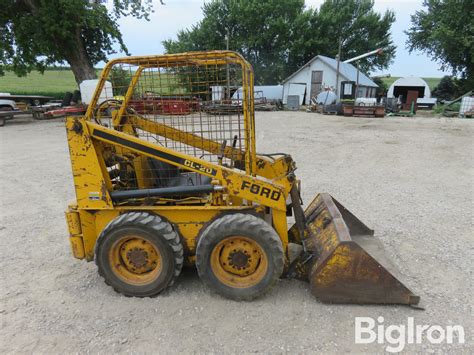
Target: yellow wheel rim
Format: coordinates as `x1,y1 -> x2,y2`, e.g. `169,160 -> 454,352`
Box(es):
210,236 -> 268,288
109,235 -> 162,285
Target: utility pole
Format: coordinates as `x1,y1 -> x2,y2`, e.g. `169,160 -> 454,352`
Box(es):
225,28 -> 230,100
335,37 -> 341,98
356,61 -> 360,99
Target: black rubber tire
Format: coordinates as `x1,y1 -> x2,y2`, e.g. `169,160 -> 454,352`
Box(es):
196,213 -> 284,301
94,212 -> 183,297
0,118 -> 5,127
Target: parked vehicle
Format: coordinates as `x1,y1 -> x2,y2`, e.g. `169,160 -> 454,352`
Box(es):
0,99 -> 20,126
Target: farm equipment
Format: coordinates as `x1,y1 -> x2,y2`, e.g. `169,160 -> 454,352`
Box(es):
64,51 -> 420,305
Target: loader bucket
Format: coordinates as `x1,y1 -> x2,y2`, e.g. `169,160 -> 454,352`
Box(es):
289,193 -> 420,306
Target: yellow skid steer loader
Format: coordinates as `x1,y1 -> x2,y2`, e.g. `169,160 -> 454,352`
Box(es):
64,51 -> 419,305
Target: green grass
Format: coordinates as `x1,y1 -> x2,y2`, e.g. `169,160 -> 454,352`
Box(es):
0,70 -> 78,98
0,69 -> 185,98
423,78 -> 442,91
381,76 -> 441,91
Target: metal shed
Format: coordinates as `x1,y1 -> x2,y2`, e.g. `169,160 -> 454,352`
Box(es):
281,55 -> 378,106
387,77 -> 431,99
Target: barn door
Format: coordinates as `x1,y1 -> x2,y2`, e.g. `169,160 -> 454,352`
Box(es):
311,71 -> 323,102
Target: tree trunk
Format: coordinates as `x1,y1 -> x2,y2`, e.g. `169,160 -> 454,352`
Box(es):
66,49 -> 97,86
64,27 -> 97,85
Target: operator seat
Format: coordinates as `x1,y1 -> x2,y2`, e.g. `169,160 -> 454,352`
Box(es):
148,158 -> 212,188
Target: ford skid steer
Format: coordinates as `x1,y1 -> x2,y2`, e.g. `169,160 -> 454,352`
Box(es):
64,51 -> 419,305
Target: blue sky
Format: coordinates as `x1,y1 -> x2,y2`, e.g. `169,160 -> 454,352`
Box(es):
111,0 -> 449,78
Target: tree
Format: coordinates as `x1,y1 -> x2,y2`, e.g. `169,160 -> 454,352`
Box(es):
432,76 -> 463,101
0,0 -> 158,85
406,0 -> 474,83
288,0 -> 396,75
164,0 -> 306,84
372,77 -> 388,97
432,76 -> 457,101
163,0 -> 396,84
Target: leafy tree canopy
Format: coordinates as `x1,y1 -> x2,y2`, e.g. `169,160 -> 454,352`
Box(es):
288,0 -> 396,76
0,0 -> 157,84
163,0 -> 396,84
406,0 -> 474,82
432,76 -> 467,101
164,0 -> 306,85
372,77 -> 388,96
432,76 -> 456,101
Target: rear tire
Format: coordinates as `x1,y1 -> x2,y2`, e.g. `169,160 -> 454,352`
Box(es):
95,212 -> 183,297
196,213 -> 284,301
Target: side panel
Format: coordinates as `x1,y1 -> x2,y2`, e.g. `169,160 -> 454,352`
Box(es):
65,208 -> 85,259
153,209 -> 221,255
77,206 -> 261,261
66,117 -> 113,209
79,209 -> 100,260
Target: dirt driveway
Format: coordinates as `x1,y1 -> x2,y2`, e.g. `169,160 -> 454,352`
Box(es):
0,112 -> 472,353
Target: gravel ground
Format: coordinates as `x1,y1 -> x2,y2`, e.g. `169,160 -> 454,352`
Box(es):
0,112 -> 472,353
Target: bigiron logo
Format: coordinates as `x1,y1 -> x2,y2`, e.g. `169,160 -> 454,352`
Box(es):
355,317 -> 465,353
240,180 -> 281,201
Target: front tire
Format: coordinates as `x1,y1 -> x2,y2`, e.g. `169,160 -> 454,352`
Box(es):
94,212 -> 183,297
196,213 -> 284,301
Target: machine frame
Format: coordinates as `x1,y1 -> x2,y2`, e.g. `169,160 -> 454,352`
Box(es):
66,51 -> 297,262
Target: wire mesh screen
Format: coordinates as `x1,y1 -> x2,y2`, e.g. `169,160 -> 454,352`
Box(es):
89,54 -> 251,194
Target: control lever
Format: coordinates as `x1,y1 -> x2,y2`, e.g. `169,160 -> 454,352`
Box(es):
218,139 -> 227,165
230,135 -> 238,167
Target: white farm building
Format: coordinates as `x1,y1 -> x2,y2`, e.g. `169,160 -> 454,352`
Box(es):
282,55 -> 378,106
387,76 -> 431,99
